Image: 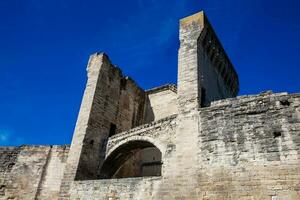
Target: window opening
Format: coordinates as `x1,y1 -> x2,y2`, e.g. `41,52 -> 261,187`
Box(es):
109,123 -> 117,137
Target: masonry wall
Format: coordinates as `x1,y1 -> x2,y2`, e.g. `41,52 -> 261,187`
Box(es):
145,85 -> 178,122
36,146 -> 69,200
66,92 -> 300,200
110,147 -> 161,178
68,53 -> 148,181
178,12 -> 239,110
197,42 -> 233,105
59,53 -> 153,199
197,92 -> 300,199
0,145 -> 69,200
69,115 -> 177,200
197,18 -> 239,106
0,94 -> 297,200
1,10 -> 299,200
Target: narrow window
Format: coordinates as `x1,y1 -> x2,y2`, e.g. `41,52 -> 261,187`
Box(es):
120,78 -> 127,90
273,131 -> 282,138
109,123 -> 117,137
201,87 -> 207,107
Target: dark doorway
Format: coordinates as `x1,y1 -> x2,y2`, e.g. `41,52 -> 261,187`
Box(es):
99,140 -> 162,179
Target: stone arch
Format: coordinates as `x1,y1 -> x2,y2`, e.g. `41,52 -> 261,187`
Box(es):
106,136 -> 166,158
99,138 -> 163,179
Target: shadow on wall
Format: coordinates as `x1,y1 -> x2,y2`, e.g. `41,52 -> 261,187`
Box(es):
144,96 -> 155,124
98,140 -> 162,179
74,90 -> 157,181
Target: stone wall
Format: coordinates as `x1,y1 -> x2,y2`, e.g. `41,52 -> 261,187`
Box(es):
145,85 -> 178,122
197,38 -> 234,106
36,146 -> 69,200
1,93 -> 298,200
63,53 -> 148,184
178,11 -> 239,110
198,16 -> 239,105
69,115 -> 177,199
66,92 -> 300,200
0,145 -> 69,200
61,11 -> 299,200
1,10 -> 297,200
71,177 -> 162,200
59,53 -> 156,198
197,92 -> 300,199
0,147 -> 19,197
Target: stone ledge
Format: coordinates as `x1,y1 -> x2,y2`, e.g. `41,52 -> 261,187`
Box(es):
110,114 -> 178,140
146,84 -> 177,94
208,91 -> 291,107
74,176 -> 162,184
0,145 -> 70,150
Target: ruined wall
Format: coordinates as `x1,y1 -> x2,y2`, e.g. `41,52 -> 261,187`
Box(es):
0,145 -> 69,200
145,85 -> 178,122
198,92 -> 300,199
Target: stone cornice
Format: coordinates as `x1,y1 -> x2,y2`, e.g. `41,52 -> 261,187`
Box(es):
109,114 -> 178,140
146,84 -> 177,95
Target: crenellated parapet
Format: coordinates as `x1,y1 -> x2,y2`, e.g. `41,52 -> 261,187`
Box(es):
199,17 -> 239,96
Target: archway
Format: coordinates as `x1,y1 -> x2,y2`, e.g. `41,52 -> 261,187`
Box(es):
99,140 -> 162,179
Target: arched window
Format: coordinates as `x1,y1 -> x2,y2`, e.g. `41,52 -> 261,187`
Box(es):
99,140 -> 162,179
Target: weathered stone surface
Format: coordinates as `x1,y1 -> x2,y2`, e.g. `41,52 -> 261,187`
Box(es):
197,92 -> 300,200
145,84 -> 178,122
0,145 -> 69,200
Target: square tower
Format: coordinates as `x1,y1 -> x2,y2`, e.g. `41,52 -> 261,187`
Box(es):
178,11 -> 239,112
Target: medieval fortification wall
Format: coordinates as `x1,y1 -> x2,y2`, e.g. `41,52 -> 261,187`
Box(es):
0,145 -> 69,200
0,11 -> 299,200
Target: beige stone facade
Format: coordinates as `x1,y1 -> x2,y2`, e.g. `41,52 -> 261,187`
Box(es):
0,11 -> 299,200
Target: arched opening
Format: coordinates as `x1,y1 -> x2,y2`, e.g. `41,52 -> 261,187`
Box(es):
99,140 -> 162,179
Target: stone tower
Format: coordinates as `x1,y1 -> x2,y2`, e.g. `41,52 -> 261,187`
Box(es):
58,11 -> 240,199
56,11 -> 299,200
0,11 -> 299,200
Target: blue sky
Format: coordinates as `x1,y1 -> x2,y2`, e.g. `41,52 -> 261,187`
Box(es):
0,0 -> 299,146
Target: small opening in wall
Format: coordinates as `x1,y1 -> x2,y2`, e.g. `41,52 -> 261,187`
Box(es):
120,78 -> 127,90
280,100 -> 290,106
273,131 -> 282,138
201,87 -> 208,107
89,140 -> 94,146
109,123 -> 117,137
